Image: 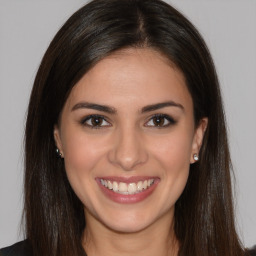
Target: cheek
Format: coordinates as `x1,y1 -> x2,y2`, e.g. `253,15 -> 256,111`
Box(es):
64,138 -> 93,174
148,127 -> 193,200
62,128 -> 106,171
151,129 -> 193,170
61,131 -> 107,196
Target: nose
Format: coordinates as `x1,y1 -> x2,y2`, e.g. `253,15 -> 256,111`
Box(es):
107,127 -> 148,171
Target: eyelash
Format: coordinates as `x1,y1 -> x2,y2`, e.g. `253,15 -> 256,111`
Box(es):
145,114 -> 176,128
80,114 -> 176,129
80,115 -> 110,129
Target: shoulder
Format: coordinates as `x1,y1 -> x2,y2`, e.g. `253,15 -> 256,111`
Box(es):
0,241 -> 32,256
248,245 -> 256,256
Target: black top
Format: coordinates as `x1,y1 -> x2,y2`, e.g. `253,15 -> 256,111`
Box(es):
249,246 -> 256,256
0,241 -> 32,256
0,241 -> 87,256
1,240 -> 256,256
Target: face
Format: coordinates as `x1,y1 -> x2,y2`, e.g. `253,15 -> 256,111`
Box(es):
54,48 -> 207,234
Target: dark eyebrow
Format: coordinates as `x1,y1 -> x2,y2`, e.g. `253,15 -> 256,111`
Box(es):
71,102 -> 116,114
71,101 -> 183,114
141,101 -> 184,113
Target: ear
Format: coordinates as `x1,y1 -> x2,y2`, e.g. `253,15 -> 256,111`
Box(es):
190,117 -> 208,163
53,125 -> 64,158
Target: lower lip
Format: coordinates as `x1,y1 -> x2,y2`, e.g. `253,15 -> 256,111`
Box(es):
96,179 -> 159,204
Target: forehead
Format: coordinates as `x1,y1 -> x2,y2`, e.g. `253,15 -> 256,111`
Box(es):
65,48 -> 192,112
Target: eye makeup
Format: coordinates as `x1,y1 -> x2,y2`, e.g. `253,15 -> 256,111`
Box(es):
80,114 -> 111,129
79,112 -> 177,130
145,113 -> 177,128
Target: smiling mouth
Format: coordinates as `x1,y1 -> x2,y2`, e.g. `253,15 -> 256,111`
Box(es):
100,178 -> 155,195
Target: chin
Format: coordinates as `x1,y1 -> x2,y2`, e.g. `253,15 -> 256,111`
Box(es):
104,219 -> 151,234
97,208 -> 160,234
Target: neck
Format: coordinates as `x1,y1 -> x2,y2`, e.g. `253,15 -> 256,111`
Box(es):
82,210 -> 179,256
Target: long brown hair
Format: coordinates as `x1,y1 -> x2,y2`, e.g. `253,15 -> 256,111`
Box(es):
24,0 -> 246,255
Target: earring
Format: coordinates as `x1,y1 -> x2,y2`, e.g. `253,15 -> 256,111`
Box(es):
56,148 -> 63,158
193,153 -> 199,161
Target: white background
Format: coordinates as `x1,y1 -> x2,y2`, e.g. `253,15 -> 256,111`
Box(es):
0,0 -> 255,249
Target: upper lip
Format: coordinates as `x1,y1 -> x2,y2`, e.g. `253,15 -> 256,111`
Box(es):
96,176 -> 159,183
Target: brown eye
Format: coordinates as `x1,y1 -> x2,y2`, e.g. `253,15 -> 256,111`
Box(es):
145,114 -> 176,127
152,116 -> 165,126
82,115 -> 110,128
91,116 -> 104,126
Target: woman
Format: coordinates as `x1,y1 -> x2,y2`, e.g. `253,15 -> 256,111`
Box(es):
1,0 -> 255,255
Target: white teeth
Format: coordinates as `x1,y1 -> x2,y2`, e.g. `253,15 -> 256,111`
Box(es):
143,180 -> 147,189
119,182 -> 128,193
100,178 -> 155,195
137,181 -> 143,191
113,181 -> 118,192
128,183 -> 137,194
107,180 -> 113,190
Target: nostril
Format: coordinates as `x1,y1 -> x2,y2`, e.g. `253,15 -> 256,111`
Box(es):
107,140 -> 148,171
107,128 -> 148,171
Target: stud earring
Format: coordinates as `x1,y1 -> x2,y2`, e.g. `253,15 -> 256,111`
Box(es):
56,148 -> 63,158
193,153 -> 199,161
